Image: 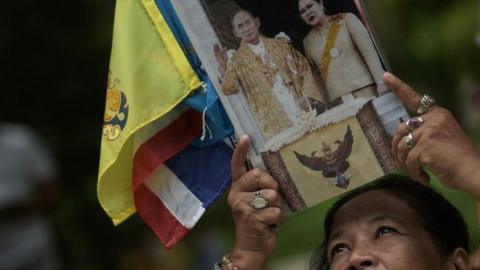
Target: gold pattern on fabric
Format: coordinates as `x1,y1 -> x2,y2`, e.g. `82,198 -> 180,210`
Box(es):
320,14 -> 345,81
279,117 -> 383,207
221,37 -> 324,140
103,71 -> 129,141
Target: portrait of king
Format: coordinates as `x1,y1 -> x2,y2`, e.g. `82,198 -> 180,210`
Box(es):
214,9 -> 326,141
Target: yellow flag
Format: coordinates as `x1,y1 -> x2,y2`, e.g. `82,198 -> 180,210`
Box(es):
97,0 -> 200,225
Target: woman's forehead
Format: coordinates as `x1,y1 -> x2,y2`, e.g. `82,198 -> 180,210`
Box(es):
330,190 -> 417,228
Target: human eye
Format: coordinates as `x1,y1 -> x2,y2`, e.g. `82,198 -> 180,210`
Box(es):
306,3 -> 313,9
376,226 -> 398,237
299,8 -> 305,14
330,243 -> 350,259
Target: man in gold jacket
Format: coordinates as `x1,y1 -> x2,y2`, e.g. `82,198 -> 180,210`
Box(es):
214,9 -> 325,141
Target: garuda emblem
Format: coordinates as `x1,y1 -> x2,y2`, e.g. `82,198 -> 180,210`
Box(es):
294,125 -> 353,189
103,73 -> 129,141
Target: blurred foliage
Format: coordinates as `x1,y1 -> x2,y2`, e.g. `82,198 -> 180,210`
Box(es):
0,0 -> 479,269
365,0 -> 480,112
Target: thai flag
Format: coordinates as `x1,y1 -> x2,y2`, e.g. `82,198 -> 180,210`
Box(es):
132,108 -> 233,248
98,0 -> 233,249
131,0 -> 234,248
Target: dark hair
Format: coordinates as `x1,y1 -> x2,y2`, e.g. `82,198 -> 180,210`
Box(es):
229,9 -> 257,29
310,175 -> 469,270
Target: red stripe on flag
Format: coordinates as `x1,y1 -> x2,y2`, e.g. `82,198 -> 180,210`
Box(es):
132,109 -> 202,189
134,183 -> 188,249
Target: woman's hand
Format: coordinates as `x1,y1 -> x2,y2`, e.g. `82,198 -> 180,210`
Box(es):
385,72 -> 480,197
227,135 -> 283,270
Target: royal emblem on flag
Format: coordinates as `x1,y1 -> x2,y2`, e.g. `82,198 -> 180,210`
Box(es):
103,72 -> 129,141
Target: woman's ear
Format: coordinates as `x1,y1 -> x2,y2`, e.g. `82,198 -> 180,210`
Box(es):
448,248 -> 469,270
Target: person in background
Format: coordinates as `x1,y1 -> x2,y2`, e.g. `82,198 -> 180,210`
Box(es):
215,72 -> 480,270
0,123 -> 61,270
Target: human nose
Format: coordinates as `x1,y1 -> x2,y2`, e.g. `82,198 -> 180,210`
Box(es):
345,242 -> 378,269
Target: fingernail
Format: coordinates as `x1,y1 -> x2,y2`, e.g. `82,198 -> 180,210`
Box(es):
383,72 -> 393,80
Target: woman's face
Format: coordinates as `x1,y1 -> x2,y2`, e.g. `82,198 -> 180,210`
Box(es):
298,0 -> 325,27
326,190 -> 448,270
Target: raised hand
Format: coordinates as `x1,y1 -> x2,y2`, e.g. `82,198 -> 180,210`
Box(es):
213,43 -> 228,76
385,72 -> 480,198
227,135 -> 283,270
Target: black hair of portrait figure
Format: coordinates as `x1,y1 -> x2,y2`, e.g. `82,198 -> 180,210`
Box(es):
233,0 -> 362,53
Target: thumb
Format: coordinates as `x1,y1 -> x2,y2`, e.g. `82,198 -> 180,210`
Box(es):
383,72 -> 422,112
231,135 -> 250,182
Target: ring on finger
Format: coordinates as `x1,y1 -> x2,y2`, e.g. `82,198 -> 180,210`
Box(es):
250,190 -> 269,210
416,95 -> 436,114
405,132 -> 415,149
406,117 -> 424,132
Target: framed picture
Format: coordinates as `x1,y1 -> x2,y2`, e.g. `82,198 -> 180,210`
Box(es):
171,0 -> 408,210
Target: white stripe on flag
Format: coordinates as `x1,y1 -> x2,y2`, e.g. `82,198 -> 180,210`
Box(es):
144,164 -> 205,229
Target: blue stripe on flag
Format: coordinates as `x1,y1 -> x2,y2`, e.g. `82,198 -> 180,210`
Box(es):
156,0 -> 204,77
156,0 -> 234,146
164,142 -> 233,208
156,1 -> 234,212
183,78 -> 234,146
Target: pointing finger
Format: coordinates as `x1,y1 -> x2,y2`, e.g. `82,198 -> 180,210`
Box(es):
383,72 -> 422,112
231,135 -> 250,182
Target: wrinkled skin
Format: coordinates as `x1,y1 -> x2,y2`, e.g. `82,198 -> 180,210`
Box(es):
386,73 -> 480,195
227,135 -> 282,270
327,190 -> 468,270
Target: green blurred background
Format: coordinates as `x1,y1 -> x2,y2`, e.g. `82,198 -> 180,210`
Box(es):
1,0 -> 479,269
